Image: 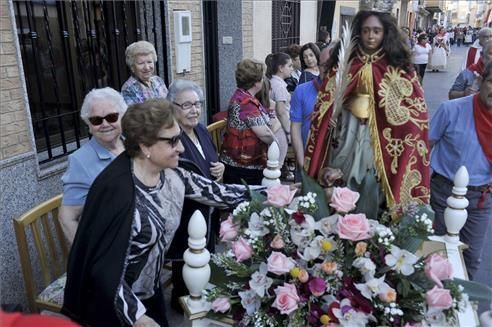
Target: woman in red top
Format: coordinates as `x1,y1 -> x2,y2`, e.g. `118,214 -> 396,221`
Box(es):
220,59 -> 275,185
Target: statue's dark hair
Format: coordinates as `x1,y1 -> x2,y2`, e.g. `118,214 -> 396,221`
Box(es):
326,11 -> 413,72
351,11 -> 413,70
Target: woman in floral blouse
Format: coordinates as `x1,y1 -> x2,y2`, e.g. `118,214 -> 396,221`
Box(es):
121,41 -> 168,105
220,59 -> 276,185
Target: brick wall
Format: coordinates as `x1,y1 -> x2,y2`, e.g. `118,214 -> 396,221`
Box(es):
0,1 -> 32,161
242,0 -> 253,59
166,0 -> 205,89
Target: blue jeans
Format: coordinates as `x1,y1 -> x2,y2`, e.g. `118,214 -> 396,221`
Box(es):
430,174 -> 492,279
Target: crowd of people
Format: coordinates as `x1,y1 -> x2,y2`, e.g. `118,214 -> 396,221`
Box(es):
54,7 -> 491,327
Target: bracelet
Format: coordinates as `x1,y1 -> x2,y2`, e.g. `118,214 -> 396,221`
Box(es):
285,132 -> 290,135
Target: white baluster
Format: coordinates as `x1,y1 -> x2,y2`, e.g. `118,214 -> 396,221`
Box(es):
444,166 -> 469,243
182,210 -> 211,312
480,304 -> 492,327
262,141 -> 281,187
429,166 -> 477,326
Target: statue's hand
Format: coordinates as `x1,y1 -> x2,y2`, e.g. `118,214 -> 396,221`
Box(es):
319,167 -> 344,188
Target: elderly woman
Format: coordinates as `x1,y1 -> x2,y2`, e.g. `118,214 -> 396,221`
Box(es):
220,58 -> 275,185
62,99 -> 259,327
121,41 -> 168,105
59,87 -> 126,243
166,79 -> 224,309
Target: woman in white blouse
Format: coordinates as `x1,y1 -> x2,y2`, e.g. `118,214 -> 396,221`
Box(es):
413,33 -> 432,83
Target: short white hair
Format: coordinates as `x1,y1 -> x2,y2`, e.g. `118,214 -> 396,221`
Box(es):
125,41 -> 157,68
80,87 -> 127,125
166,79 -> 204,102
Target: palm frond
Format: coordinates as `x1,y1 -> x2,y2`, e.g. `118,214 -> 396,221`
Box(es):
331,20 -> 355,125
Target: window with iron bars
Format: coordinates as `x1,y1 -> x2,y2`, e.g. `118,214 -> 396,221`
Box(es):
14,0 -> 168,164
272,0 -> 300,54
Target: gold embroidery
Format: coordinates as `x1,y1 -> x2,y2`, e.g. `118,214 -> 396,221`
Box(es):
378,67 -> 413,126
313,77 -> 337,128
365,70 -> 396,210
400,156 -> 428,206
382,127 -> 430,174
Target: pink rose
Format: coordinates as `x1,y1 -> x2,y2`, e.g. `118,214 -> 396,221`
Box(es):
426,285 -> 453,311
267,251 -> 295,275
424,254 -> 453,288
219,215 -> 239,242
330,187 -> 360,213
232,237 -> 253,262
211,297 -> 231,313
270,235 -> 285,249
337,213 -> 371,241
272,283 -> 300,315
264,184 -> 296,208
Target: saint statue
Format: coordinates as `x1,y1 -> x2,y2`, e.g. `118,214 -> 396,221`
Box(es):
305,0 -> 430,218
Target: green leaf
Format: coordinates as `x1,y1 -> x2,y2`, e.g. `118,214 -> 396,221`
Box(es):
450,278 -> 492,301
399,236 -> 424,253
397,279 -> 411,297
301,170 -> 330,220
247,184 -> 267,204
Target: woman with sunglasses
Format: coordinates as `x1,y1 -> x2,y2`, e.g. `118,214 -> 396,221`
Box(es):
62,99 -> 261,327
59,87 -> 127,244
166,79 -> 224,311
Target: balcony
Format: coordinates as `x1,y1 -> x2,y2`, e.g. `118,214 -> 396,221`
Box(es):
424,0 -> 445,13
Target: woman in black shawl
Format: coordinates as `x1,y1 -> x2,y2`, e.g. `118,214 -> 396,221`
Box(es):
62,99 -> 256,327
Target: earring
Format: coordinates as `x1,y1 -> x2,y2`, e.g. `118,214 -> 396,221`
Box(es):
145,153 -> 151,159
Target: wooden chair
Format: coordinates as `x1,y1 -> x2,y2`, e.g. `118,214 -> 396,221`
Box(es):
207,119 -> 227,152
13,194 -> 68,312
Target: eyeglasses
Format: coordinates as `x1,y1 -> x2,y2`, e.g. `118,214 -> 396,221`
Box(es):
157,131 -> 182,147
88,112 -> 119,126
173,101 -> 204,110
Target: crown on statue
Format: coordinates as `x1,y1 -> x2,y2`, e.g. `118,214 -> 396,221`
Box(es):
359,0 -> 395,13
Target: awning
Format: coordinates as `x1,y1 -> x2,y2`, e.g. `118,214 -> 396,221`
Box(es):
418,6 -> 430,16
425,6 -> 443,13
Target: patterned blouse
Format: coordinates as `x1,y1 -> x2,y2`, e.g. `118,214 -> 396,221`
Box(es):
121,75 -> 168,105
220,88 -> 272,169
115,167 -> 255,325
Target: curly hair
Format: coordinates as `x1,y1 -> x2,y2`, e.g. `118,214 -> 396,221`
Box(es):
122,99 -> 176,158
235,59 -> 265,90
80,87 -> 127,125
351,11 -> 412,70
125,41 -> 157,69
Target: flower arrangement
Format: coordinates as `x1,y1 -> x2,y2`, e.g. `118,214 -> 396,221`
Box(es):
206,181 -> 489,327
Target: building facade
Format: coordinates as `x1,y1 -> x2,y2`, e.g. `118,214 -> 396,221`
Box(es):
0,0 -> 324,310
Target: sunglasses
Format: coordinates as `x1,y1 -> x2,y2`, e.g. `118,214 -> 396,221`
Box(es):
88,112 -> 119,126
157,131 -> 182,147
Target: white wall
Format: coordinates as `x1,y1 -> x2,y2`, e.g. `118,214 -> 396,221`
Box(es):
299,0 -> 318,45
332,1 -> 359,39
253,0 -> 272,61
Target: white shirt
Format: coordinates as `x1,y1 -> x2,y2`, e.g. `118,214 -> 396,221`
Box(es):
413,43 -> 432,64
